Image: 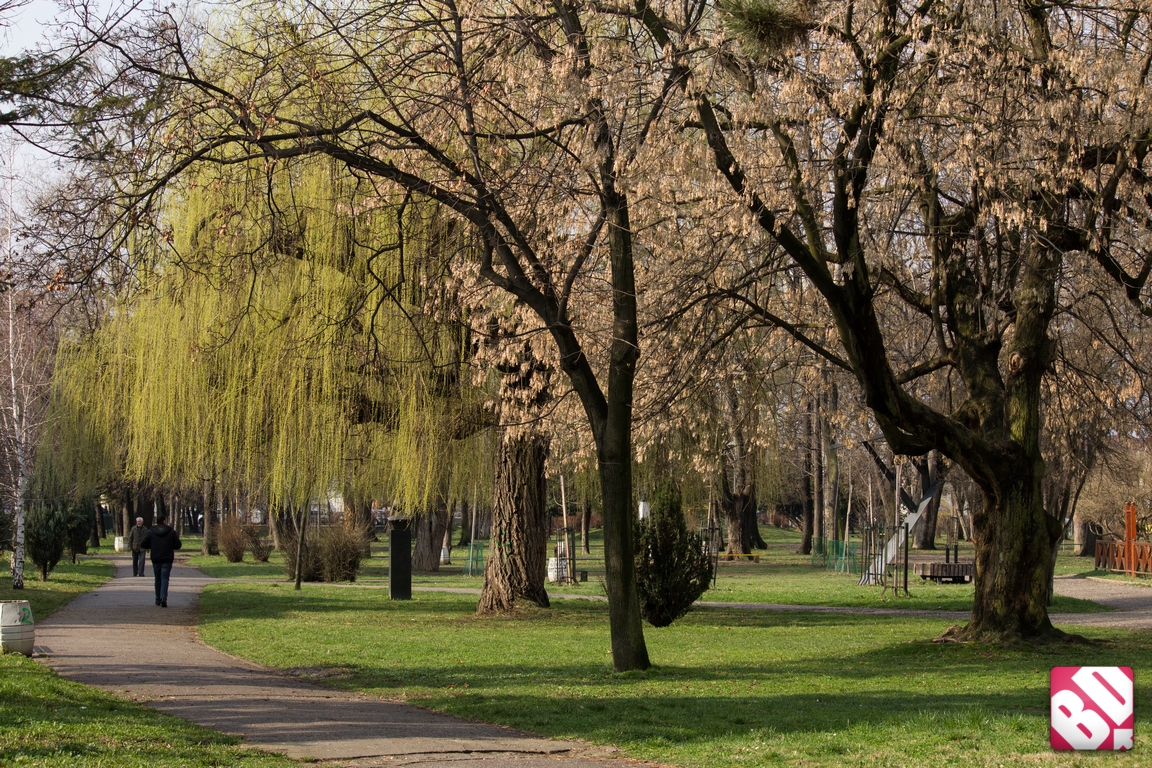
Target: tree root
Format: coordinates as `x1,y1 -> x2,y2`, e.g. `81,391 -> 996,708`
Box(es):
933,622 -> 1094,646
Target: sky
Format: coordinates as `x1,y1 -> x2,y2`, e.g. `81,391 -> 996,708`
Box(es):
2,0 -> 64,55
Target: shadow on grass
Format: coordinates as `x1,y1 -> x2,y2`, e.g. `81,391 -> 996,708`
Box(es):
384,690 -> 1060,745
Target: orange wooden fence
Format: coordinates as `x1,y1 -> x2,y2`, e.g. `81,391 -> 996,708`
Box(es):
1095,540 -> 1152,576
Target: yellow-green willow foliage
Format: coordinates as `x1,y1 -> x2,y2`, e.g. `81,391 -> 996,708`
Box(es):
40,157 -> 489,513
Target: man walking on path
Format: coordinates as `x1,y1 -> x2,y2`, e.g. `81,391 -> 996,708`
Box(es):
127,517 -> 148,577
140,512 -> 181,607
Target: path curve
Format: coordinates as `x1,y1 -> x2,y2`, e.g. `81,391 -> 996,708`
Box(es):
34,558 -> 655,768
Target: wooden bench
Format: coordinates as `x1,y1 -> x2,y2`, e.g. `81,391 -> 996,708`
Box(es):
913,562 -> 973,584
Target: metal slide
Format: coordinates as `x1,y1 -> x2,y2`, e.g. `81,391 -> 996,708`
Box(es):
860,485 -> 940,586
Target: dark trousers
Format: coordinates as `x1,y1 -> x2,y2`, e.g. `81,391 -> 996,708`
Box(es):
133,550 -> 147,577
153,561 -> 173,604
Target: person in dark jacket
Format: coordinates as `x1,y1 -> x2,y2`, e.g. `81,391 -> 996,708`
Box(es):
140,512 -> 182,607
127,517 -> 148,577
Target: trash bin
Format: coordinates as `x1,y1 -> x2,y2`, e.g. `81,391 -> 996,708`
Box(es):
389,517 -> 412,600
114,536 -> 127,552
0,600 -> 34,656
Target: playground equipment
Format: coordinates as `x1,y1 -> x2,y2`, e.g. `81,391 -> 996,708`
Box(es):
860,483 -> 941,587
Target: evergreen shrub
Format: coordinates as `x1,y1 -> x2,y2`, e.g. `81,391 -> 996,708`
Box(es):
65,503 -> 92,564
25,504 -> 67,581
634,480 -> 713,627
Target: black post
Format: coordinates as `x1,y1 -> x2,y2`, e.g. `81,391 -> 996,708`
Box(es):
389,517 -> 412,600
954,543 -> 959,563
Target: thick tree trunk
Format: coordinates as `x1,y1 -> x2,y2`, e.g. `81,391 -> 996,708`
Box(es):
477,433 -> 551,613
96,503 -> 106,539
723,472 -> 751,557
412,500 -> 448,572
1072,511 -> 1097,557
955,464 -> 1060,641
912,453 -> 946,549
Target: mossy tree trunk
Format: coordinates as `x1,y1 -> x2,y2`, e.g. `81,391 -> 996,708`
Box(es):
477,432 -> 550,613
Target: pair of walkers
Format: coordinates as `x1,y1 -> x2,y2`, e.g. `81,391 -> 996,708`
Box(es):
127,513 -> 182,607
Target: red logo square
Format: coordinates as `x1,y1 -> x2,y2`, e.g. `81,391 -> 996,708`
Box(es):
1051,666 -> 1134,750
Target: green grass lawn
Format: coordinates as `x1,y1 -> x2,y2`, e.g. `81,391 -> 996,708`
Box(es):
198,582 -> 1148,768
187,544 -> 1109,614
0,553 -> 293,768
0,556 -> 114,620
0,653 -> 295,768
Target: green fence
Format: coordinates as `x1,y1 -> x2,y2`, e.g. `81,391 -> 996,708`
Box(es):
810,538 -> 859,573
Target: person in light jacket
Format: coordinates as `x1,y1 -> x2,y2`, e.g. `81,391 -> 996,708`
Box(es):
127,517 -> 148,577
140,512 -> 182,607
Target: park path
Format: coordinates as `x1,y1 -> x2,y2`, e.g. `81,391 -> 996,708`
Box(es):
33,558 -> 655,768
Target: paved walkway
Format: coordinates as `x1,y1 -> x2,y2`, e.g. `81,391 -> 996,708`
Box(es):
34,558 -> 653,767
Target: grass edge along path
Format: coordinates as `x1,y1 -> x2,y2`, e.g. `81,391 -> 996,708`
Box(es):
0,653 -> 296,768
0,554 -> 298,768
198,581 -> 1150,768
0,556 -> 114,620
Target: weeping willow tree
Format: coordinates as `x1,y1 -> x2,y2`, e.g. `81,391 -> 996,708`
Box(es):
40,155 -> 493,585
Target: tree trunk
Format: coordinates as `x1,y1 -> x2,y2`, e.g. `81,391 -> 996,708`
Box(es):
955,463 -> 1060,641
121,490 -> 130,538
800,403 -> 815,555
270,506 -> 282,551
812,404 -> 824,542
96,503 -> 106,539
746,500 -> 766,549
202,478 -> 218,555
912,452 -> 946,550
477,432 -> 551,613
723,472 -> 751,558
412,500 -> 448,572
1072,511 -> 1097,557
581,501 -> 592,554
457,500 -> 473,547
10,473 -> 25,589
89,506 -> 100,548
821,381 -> 840,541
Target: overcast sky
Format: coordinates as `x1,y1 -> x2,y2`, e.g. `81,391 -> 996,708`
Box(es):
2,0 -> 64,54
